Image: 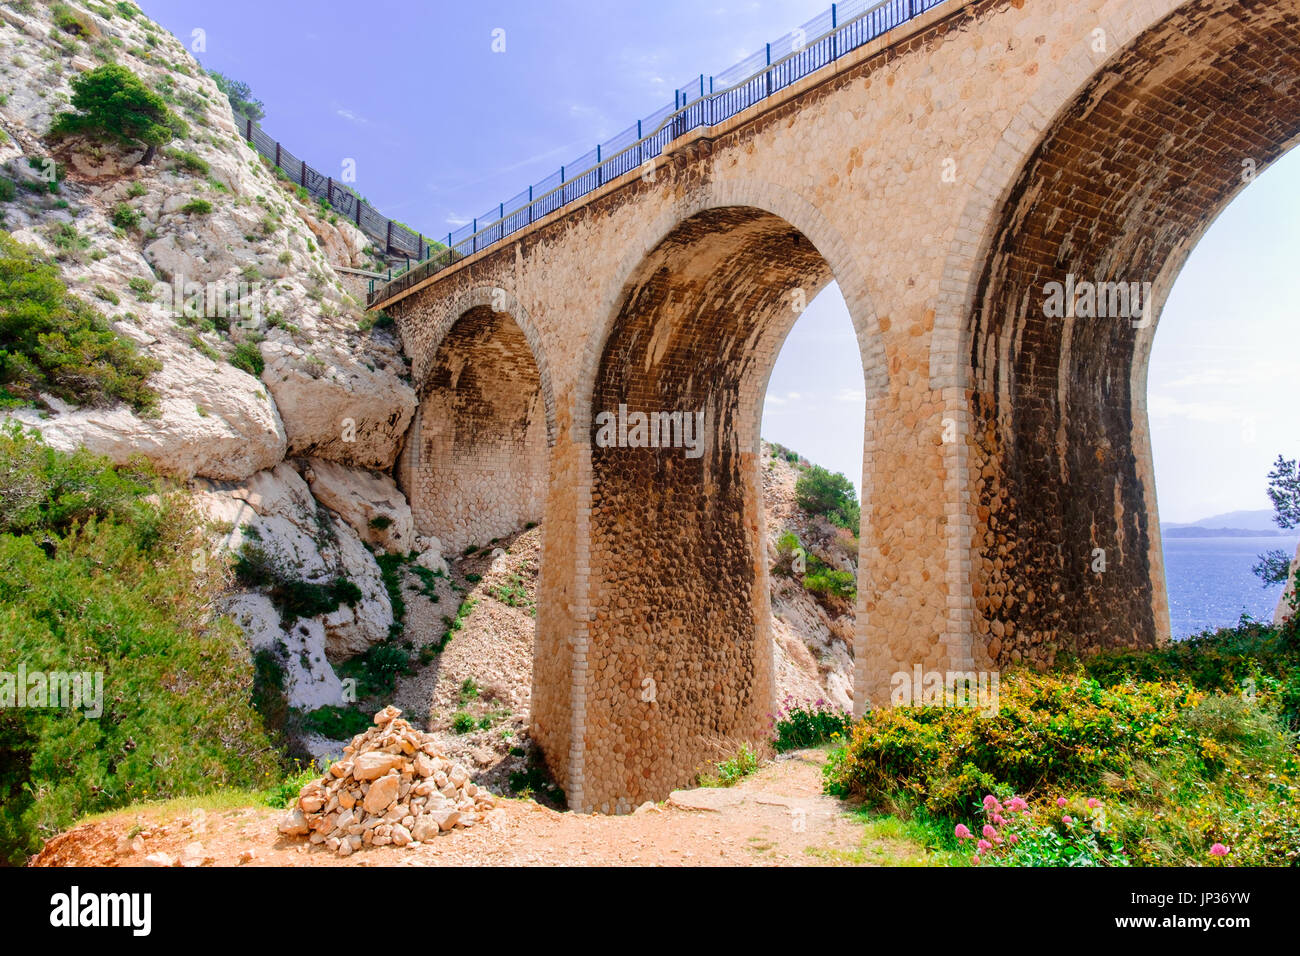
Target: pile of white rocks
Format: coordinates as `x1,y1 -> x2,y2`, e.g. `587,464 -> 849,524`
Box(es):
277,706 -> 493,856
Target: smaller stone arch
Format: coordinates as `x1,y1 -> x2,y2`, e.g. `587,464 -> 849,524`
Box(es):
397,286 -> 557,553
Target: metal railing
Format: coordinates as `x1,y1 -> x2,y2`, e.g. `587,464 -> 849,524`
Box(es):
234,113 -> 432,260
352,0 -> 953,305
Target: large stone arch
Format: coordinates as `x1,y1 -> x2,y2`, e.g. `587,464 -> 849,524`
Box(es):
942,0 -> 1300,667
397,286 -> 557,553
549,177 -> 888,812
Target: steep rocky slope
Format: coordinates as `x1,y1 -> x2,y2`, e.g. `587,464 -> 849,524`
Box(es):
0,1 -> 440,710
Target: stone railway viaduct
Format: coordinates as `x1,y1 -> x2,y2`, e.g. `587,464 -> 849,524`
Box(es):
369,0 -> 1300,812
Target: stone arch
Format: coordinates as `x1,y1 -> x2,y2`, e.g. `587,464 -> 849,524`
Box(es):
398,286 -> 556,553
560,178 -> 885,812
941,0 -> 1300,667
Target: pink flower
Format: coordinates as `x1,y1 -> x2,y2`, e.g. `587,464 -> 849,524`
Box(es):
977,839 -> 992,851
1087,798 -> 1101,809
972,855 -> 981,865
982,824 -> 998,840
1006,797 -> 1028,813
1057,797 -> 1068,808
955,824 -> 973,840
1062,816 -> 1073,824
992,814 -> 1006,825
1210,843 -> 1229,857
1008,834 -> 1019,844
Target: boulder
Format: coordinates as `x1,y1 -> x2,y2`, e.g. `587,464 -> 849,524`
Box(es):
262,341 -> 416,470
304,458 -> 414,553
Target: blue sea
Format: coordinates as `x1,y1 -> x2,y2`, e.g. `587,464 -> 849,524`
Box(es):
1163,535 -> 1300,638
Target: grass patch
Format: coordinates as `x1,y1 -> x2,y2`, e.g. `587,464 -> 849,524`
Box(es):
699,743 -> 760,788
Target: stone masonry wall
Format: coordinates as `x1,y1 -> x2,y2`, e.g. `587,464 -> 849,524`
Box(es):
399,305 -> 548,553
376,0 -> 1300,811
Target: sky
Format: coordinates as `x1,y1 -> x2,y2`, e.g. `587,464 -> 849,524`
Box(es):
138,0 -> 1300,526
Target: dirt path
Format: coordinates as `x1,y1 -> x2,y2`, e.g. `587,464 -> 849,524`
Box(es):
33,750 -> 890,867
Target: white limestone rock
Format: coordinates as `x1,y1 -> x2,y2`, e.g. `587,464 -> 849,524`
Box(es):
2,345 -> 285,481
193,463 -> 392,665
304,458 -> 414,553
1273,540 -> 1300,627
262,341 -> 417,470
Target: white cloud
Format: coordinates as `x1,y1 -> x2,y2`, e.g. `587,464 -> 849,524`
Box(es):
334,107 -> 369,125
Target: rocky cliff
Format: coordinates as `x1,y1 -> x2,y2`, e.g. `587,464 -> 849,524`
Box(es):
0,0 -> 439,710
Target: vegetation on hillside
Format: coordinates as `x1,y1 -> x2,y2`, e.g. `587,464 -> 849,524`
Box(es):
795,464 -> 860,532
48,63 -> 186,165
0,427 -> 279,864
825,625 -> 1300,866
207,71 -> 264,122
0,231 -> 159,413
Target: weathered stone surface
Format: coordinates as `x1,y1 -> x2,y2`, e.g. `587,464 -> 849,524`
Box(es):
3,345 -> 285,481
362,773 -> 400,815
192,463 -> 392,664
304,458 -> 414,552
352,752 -> 403,781
263,341 -> 416,470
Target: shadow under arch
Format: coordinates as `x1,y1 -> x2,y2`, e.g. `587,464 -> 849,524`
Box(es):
562,195 -> 882,811
397,287 -> 557,554
939,0 -> 1300,666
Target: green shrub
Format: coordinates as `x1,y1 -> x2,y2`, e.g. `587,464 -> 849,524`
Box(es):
52,3 -> 96,37
179,198 -> 212,215
771,698 -> 851,753
803,566 -> 856,602
299,705 -> 371,740
0,231 -> 159,413
110,201 -> 140,230
699,743 -> 760,787
489,572 -> 532,611
827,665 -> 1300,866
232,541 -> 360,623
207,71 -> 264,122
335,642 -> 411,698
1084,619 -> 1300,729
259,761 -> 323,810
0,178 -> 15,203
451,711 -> 476,734
826,672 -> 1196,817
228,340 -> 264,377
795,464 -> 860,531
165,148 -> 209,175
0,428 -> 279,864
458,678 -> 480,704
48,64 -> 184,165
